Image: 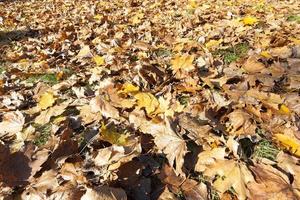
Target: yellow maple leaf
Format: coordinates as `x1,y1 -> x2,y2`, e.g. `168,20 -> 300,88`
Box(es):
242,16 -> 258,25
119,83 -> 139,94
134,92 -> 159,114
279,104 -> 290,115
93,14 -> 103,21
130,12 -> 144,25
188,0 -> 198,9
260,51 -> 272,58
93,55 -> 105,66
171,54 -> 195,72
274,134 -> 300,157
100,122 -> 128,146
38,92 -> 55,110
205,39 -> 223,49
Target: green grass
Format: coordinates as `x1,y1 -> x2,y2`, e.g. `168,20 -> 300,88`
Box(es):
287,15 -> 300,23
33,123 -> 52,146
154,48 -> 172,57
0,66 -> 5,74
215,43 -> 249,64
26,74 -> 58,85
178,95 -> 189,106
253,140 -> 279,161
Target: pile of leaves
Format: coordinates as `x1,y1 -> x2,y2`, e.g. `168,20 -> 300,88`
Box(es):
0,0 -> 300,199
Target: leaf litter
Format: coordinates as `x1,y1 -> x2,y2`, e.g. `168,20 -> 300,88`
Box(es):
0,0 -> 300,199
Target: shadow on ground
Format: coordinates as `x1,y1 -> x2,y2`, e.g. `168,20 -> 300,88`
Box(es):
0,29 -> 40,45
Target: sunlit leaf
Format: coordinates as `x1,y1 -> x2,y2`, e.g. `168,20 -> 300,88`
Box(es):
38,91 -> 56,110
134,92 -> 160,115
171,54 -> 195,72
274,134 -> 300,157
93,55 -> 105,66
242,16 -> 258,25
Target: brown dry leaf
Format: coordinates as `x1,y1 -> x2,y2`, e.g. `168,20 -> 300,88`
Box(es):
195,148 -> 227,172
245,89 -> 284,110
81,186 -> 127,200
78,105 -> 102,125
158,187 -> 179,200
28,149 -> 50,180
129,110 -> 187,175
242,56 -> 266,73
248,164 -> 298,200
90,96 -> 119,119
270,46 -> 292,58
35,100 -> 71,124
276,152 -> 300,198
181,179 -> 208,200
159,164 -> 208,200
226,110 -> 256,135
0,111 -> 25,138
203,160 -> 254,200
21,170 -> 59,199
94,137 -> 141,171
154,129 -> 187,175
60,162 -> 86,185
178,114 -> 213,146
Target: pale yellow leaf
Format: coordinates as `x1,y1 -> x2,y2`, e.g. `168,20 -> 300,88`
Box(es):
38,92 -> 56,110
93,55 -> 105,66
134,92 -> 160,115
171,54 -> 195,72
0,111 -> 25,137
77,45 -> 92,58
205,39 -> 223,49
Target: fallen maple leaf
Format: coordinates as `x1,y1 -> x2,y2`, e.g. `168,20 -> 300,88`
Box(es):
276,152 -> 300,198
154,129 -> 187,175
171,54 -> 195,72
195,147 -> 226,172
38,91 -> 55,110
129,110 -> 187,175
90,96 -> 119,119
0,111 -> 25,138
205,39 -> 223,49
134,92 -> 160,115
203,160 -> 254,200
119,83 -> 139,94
242,56 -> 266,73
226,110 -> 256,135
274,134 -> 300,157
94,137 -> 141,171
242,16 -> 258,25
81,186 -> 127,200
35,100 -> 70,124
248,164 -> 297,200
77,45 -> 92,58
93,55 -> 105,66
